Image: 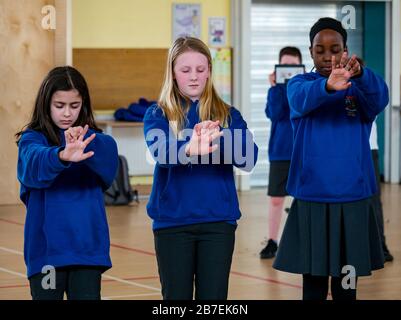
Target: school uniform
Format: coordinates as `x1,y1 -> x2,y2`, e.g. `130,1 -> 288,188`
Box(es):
265,84 -> 293,196
143,101 -> 258,299
273,67 -> 389,278
17,129 -> 118,283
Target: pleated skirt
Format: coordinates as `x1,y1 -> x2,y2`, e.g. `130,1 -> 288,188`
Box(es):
273,198 -> 384,277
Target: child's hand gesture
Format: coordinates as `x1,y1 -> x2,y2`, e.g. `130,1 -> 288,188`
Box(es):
65,126 -> 85,141
326,52 -> 361,91
59,124 -> 96,162
185,120 -> 223,156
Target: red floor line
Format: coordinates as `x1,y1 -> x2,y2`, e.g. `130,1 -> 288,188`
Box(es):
102,275 -> 159,283
0,218 -> 301,290
0,218 -> 24,226
0,276 -> 159,290
110,243 -> 155,256
0,284 -> 29,289
230,271 -> 302,289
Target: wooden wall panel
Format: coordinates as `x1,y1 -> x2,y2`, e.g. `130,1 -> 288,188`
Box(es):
0,0 -> 55,205
73,49 -> 168,110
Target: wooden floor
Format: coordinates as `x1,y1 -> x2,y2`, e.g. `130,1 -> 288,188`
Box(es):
0,184 -> 400,300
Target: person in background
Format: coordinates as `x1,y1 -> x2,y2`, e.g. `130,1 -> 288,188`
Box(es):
261,47 -> 303,259
370,120 -> 394,263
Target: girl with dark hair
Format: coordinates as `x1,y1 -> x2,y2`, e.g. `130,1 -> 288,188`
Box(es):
16,66 -> 118,300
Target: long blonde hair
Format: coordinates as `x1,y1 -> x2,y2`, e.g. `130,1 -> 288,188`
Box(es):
159,36 -> 230,136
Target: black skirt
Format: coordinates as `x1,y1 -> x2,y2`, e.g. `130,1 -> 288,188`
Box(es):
273,198 -> 384,277
267,160 -> 290,197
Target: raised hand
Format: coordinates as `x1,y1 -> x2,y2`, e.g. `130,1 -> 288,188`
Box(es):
326,53 -> 362,92
326,52 -> 354,91
59,124 -> 96,162
185,120 -> 223,156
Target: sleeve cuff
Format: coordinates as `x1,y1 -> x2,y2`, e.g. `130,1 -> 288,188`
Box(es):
50,147 -> 71,170
321,78 -> 336,95
351,67 -> 368,86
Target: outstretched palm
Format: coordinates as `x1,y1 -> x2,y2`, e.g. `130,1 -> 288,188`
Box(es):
327,52 -> 361,91
59,124 -> 96,162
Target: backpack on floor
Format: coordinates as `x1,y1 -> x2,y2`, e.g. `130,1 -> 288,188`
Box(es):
104,155 -> 139,205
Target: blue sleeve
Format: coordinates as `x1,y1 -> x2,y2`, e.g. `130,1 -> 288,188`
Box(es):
351,67 -> 389,122
143,105 -> 191,168
83,131 -> 119,190
287,74 -> 343,119
265,84 -> 287,121
219,107 -> 259,172
17,131 -> 70,189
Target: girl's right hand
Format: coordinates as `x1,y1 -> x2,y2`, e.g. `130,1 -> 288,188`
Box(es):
59,124 -> 96,162
185,121 -> 223,156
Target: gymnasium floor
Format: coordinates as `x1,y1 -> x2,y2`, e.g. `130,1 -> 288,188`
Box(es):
0,184 -> 400,300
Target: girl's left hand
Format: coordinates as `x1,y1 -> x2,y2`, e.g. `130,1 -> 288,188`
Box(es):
341,53 -> 361,77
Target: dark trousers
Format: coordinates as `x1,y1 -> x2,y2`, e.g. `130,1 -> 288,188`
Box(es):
154,222 -> 236,300
303,274 -> 358,300
29,266 -> 103,300
371,150 -> 387,251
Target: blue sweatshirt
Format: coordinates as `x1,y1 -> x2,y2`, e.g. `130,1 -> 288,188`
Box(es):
143,101 -> 258,230
17,129 -> 118,277
286,67 -> 389,202
265,84 -> 293,161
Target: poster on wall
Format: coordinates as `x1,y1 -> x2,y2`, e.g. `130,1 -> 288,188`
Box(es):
210,48 -> 231,105
172,3 -> 201,41
208,17 -> 226,47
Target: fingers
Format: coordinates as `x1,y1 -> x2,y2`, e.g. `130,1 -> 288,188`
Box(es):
64,131 -> 72,144
65,126 -> 84,142
209,144 -> 219,153
202,120 -> 219,130
194,123 -> 202,136
79,125 -> 89,142
83,133 -> 96,147
198,120 -> 220,136
339,52 -> 348,68
80,151 -> 95,161
344,54 -> 356,71
331,55 -> 336,70
209,130 -> 224,142
348,56 -> 361,76
65,128 -> 74,143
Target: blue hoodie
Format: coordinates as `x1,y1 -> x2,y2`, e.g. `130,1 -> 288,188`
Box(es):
17,129 -> 118,277
143,101 -> 258,230
286,67 -> 389,202
265,84 -> 293,161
